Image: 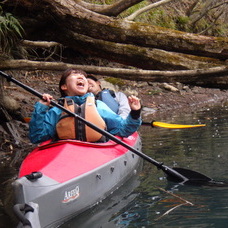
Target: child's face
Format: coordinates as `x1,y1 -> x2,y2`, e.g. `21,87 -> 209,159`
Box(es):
87,79 -> 101,95
61,73 -> 89,96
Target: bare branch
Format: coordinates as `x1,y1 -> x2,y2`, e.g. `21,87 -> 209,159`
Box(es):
21,40 -> 62,48
186,0 -> 200,17
126,0 -> 175,21
20,40 -> 64,61
190,0 -> 216,26
76,0 -> 144,16
210,1 -> 228,11
199,11 -> 223,35
1,0 -> 228,86
4,0 -> 228,61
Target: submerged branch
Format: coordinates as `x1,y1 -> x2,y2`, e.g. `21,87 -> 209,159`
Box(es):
154,187 -> 194,221
155,203 -> 188,221
158,187 -> 194,206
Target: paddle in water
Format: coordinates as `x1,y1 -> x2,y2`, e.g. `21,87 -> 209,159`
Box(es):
0,71 -> 226,187
142,121 -> 206,129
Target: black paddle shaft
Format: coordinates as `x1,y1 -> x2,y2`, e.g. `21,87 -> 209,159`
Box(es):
0,71 -> 191,183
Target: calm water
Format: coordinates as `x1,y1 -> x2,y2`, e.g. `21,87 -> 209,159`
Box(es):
62,103 -> 228,228
1,103 -> 228,227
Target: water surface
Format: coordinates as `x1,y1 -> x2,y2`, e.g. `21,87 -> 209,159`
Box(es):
63,103 -> 228,227
1,103 -> 228,227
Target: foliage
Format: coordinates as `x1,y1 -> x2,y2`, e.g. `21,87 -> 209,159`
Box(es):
145,8 -> 177,30
0,5 -> 24,58
89,0 -> 227,37
105,77 -> 126,86
147,89 -> 162,95
135,1 -> 227,37
175,16 -> 190,31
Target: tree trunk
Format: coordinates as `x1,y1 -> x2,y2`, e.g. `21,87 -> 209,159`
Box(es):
2,0 -> 228,71
0,59 -> 227,88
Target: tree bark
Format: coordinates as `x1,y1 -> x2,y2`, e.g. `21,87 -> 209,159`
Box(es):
54,31 -> 225,70
21,40 -> 61,48
43,0 -> 228,59
3,0 -> 228,70
0,59 -> 227,87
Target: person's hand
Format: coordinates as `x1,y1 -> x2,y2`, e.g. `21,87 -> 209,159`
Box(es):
128,95 -> 141,110
39,93 -> 53,106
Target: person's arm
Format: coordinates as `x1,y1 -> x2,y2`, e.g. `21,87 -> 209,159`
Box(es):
29,94 -> 61,144
97,99 -> 141,137
128,95 -> 141,120
115,92 -> 131,119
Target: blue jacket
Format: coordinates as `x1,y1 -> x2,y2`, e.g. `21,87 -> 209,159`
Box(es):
29,93 -> 141,144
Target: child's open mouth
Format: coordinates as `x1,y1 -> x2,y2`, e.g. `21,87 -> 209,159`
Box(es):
77,81 -> 85,88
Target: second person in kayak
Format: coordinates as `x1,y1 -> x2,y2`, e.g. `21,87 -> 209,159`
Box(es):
87,75 -> 131,119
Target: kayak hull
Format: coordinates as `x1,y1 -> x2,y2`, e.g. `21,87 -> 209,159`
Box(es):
13,132 -> 142,227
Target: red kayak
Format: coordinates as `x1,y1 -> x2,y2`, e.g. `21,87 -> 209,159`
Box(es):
13,132 -> 142,228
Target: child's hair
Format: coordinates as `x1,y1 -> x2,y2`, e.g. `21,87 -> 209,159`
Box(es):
59,68 -> 87,97
87,75 -> 102,90
87,75 -> 98,82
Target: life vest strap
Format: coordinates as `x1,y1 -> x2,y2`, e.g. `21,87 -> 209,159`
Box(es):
56,96 -> 106,142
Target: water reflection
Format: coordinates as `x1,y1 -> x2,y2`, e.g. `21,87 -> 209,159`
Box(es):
130,103 -> 228,227
60,167 -> 143,228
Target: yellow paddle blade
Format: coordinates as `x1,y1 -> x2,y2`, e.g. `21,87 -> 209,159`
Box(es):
152,121 -> 206,129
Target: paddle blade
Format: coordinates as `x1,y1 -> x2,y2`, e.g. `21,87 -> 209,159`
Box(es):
152,121 -> 206,129
167,167 -> 226,186
171,168 -> 228,186
160,165 -> 189,183
172,167 -> 211,182
161,166 -> 211,184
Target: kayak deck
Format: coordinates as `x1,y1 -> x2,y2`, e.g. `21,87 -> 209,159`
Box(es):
13,132 -> 142,228
19,133 -> 139,183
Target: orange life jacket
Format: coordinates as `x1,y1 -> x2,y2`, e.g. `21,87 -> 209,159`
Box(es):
56,96 -> 106,142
